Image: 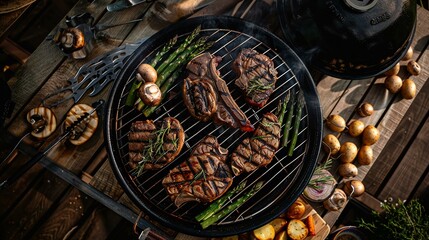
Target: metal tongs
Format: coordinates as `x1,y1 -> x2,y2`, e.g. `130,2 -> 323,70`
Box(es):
0,100 -> 104,190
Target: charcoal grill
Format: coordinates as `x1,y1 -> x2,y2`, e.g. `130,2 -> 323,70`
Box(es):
105,16 -> 322,237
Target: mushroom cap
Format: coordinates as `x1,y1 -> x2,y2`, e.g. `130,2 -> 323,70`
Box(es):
139,82 -> 162,106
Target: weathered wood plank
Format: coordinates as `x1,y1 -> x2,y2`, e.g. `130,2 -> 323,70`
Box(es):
0,4 -> 154,239
377,115 -> 429,202
364,77 -> 429,196
320,6 -> 429,225
30,189 -> 92,239
5,0 -> 114,127
69,205 -> 126,240
363,20 -> 429,197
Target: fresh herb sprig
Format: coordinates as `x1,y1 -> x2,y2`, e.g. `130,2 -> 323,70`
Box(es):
132,121 -> 176,176
307,159 -> 335,190
358,199 -> 429,240
246,76 -> 274,96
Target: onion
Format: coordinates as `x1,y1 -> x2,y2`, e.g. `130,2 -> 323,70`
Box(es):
303,169 -> 337,202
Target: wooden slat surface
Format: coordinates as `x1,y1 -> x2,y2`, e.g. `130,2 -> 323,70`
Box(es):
0,1 -> 428,239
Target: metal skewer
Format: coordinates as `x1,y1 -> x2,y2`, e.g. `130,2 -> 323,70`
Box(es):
0,100 -> 104,190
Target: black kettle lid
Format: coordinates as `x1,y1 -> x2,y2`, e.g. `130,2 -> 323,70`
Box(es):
277,0 -> 417,79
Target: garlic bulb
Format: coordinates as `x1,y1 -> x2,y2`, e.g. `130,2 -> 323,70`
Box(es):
323,188 -> 347,211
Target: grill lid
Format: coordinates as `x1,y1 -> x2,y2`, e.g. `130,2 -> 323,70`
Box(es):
104,16 -> 322,237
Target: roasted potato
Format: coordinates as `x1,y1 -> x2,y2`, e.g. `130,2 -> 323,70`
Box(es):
287,219 -> 308,240
286,201 -> 306,219
274,230 -> 288,240
322,134 -> 341,155
269,218 -> 288,234
401,78 -> 416,99
326,114 -> 346,132
348,120 -> 365,137
339,142 -> 358,163
358,145 -> 373,165
253,224 -> 275,240
362,125 -> 380,146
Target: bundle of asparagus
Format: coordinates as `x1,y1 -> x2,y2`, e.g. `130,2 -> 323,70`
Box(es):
125,26 -> 212,117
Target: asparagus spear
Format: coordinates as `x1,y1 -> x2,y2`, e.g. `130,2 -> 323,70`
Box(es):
156,25 -> 201,74
281,93 -> 295,147
125,35 -> 178,106
287,92 -> 304,156
151,35 -> 178,68
200,181 -> 264,229
278,91 -> 290,125
142,41 -> 212,117
195,181 -> 247,222
156,37 -> 209,87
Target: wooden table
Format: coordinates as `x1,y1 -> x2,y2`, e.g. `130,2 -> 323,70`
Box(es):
1,1 -> 428,239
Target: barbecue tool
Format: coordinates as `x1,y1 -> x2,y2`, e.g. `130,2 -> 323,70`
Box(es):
41,42 -> 140,108
0,100 -> 104,190
52,12 -> 144,59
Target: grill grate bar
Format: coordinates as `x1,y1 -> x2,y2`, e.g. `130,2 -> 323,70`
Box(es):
221,152 -> 306,224
133,71 -> 296,187
144,116 -> 308,213
174,135 -> 308,218
112,25 -> 316,229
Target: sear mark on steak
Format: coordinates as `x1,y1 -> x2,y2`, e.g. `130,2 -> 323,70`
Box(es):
233,49 -> 278,108
128,117 -> 185,171
191,135 -> 228,162
182,52 -> 255,132
162,136 -> 233,207
231,112 -> 281,176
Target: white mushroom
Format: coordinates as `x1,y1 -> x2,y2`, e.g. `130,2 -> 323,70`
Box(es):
138,82 -> 162,106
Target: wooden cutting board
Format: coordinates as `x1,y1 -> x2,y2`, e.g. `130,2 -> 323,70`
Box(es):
198,196 -> 330,240
299,197 -> 330,240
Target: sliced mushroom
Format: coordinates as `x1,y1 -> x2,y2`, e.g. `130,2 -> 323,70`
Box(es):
138,82 -> 162,106
65,104 -> 98,145
54,28 -> 85,53
136,63 -> 157,83
26,106 -> 57,140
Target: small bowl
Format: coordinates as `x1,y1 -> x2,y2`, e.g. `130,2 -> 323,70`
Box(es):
331,226 -> 367,240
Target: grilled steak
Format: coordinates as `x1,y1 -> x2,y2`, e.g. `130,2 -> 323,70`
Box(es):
128,117 -> 184,170
162,136 -> 233,206
233,49 -> 278,108
231,112 -> 281,176
183,52 -> 255,132
191,135 -> 228,162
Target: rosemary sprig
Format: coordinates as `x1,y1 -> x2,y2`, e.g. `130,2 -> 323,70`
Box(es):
190,169 -> 206,185
307,159 -> 335,190
251,135 -> 273,141
358,199 -> 429,240
132,122 -> 175,176
246,76 -> 274,96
